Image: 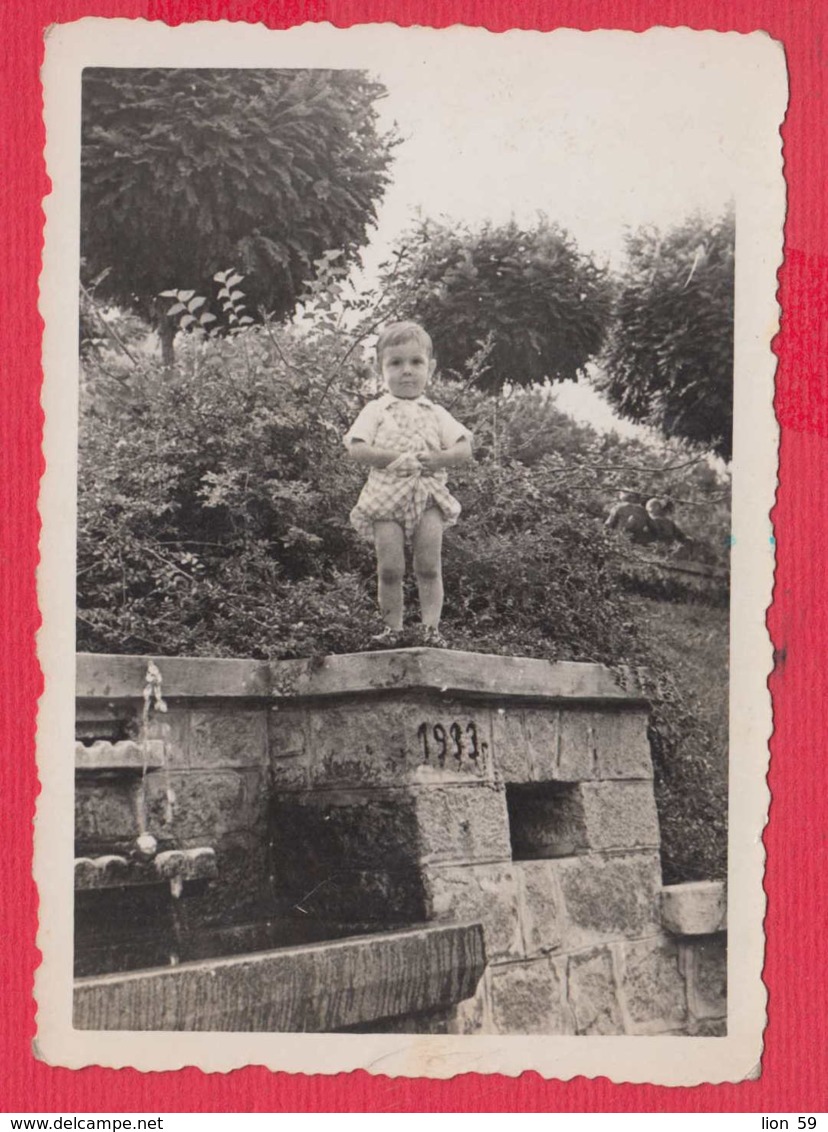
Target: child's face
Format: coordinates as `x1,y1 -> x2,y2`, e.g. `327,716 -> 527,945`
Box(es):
380,338 -> 436,399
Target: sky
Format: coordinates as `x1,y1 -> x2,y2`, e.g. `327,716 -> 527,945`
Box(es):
361,30 -> 741,276
348,30 -> 745,432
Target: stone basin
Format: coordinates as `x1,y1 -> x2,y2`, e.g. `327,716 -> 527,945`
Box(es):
74,921 -> 486,1032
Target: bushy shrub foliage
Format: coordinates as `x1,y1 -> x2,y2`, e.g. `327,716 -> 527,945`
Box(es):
78,272 -> 728,881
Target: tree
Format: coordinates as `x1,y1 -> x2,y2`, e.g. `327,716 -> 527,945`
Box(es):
81,68 -> 395,357
382,218 -> 613,393
593,210 -> 735,461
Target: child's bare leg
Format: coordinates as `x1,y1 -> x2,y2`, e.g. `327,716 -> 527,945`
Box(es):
374,520 -> 405,630
412,507 -> 445,628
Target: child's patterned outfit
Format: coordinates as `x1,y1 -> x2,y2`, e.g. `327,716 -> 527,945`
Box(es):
344,393 -> 471,543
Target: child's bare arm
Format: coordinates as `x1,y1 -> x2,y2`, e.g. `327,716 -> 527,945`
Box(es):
418,437 -> 473,472
346,440 -> 406,469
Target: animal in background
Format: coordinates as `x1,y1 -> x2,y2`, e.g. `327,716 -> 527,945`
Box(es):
604,491 -> 652,543
604,492 -> 688,545
645,497 -> 688,544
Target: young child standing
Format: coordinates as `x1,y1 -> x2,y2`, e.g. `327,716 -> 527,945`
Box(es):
344,321 -> 473,647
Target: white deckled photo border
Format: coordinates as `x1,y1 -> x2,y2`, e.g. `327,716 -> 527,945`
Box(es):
35,18 -> 784,1082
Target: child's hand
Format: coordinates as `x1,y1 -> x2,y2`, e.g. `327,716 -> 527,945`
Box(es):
417,450 -> 444,473
388,452 -> 422,476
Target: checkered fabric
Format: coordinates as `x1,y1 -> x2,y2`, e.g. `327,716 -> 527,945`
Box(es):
348,398 -> 464,543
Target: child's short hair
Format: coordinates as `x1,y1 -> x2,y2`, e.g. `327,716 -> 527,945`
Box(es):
376,320 -> 433,361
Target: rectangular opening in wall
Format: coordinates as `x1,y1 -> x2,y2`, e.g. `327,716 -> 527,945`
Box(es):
506,782 -> 588,860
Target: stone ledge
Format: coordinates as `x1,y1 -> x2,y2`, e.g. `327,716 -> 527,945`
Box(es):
74,847 -> 218,890
661,881 -> 727,935
75,740 -> 164,773
78,650 -> 647,706
73,921 -> 486,1032
269,650 -> 645,704
77,654 -> 271,700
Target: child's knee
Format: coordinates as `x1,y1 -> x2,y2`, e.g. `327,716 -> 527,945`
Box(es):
413,554 -> 441,583
379,561 -> 404,587
374,522 -> 405,586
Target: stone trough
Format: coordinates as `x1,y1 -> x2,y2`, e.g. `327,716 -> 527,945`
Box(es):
74,922 -> 485,1033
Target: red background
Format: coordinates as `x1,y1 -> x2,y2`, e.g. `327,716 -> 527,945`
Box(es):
2,0 -> 825,1112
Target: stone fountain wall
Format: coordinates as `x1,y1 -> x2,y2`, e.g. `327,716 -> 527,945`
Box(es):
76,666 -> 275,964
75,650 -> 726,1034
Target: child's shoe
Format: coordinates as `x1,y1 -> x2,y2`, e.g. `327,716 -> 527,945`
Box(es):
370,626 -> 402,648
420,625 -> 447,649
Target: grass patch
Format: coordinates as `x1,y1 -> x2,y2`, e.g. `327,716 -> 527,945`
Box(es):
631,595 -> 728,883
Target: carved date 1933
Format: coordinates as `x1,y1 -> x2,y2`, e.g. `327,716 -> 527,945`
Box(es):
417,720 -> 487,766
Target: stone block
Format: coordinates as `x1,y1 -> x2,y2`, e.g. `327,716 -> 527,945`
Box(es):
446,967 -> 493,1035
566,946 -> 625,1035
585,708 -> 653,779
491,707 -> 531,782
144,708 -> 190,768
516,860 -> 564,956
662,881 -> 727,936
492,707 -> 652,785
145,768 -> 267,841
683,934 -> 727,1020
423,862 -> 524,961
415,784 -> 511,864
553,852 -> 662,948
190,708 -> 268,767
305,698 -> 493,789
489,958 -> 573,1034
75,781 -> 139,848
619,936 -> 688,1034
270,785 -> 510,872
268,708 -> 310,789
525,708 -> 594,781
268,708 -> 307,758
580,782 -> 660,850
268,754 -> 310,791
546,709 -> 653,781
493,708 -> 602,784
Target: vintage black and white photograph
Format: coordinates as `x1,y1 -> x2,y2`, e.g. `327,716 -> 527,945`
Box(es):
36,20 -> 783,1081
